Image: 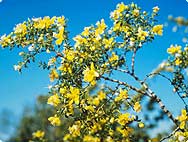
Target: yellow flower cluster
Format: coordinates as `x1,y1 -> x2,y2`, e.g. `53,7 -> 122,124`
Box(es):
49,69 -> 59,82
83,62 -> 99,85
115,88 -> 128,102
178,109 -> 188,129
167,45 -> 181,55
14,23 -> 27,36
117,113 -> 135,125
47,94 -> 60,107
152,25 -> 163,36
48,115 -> 61,126
32,130 -> 45,139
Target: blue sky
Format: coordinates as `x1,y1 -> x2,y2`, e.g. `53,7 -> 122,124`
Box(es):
0,0 -> 188,140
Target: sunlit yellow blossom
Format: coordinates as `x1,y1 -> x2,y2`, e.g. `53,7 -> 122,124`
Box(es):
64,49 -> 75,61
48,115 -> 61,126
98,91 -> 106,100
152,25 -> 163,35
57,16 -> 65,26
73,35 -> 87,47
117,113 -> 134,125
58,63 -> 72,74
83,135 -> 100,142
14,23 -> 27,36
49,69 -> 59,82
117,126 -> 133,137
95,19 -> 106,36
47,94 -> 60,107
167,45 -> 181,55
153,6 -> 159,13
134,102 -> 142,113
67,86 -> 80,104
133,9 -> 139,17
93,97 -> 100,106
103,37 -> 114,49
91,123 -> 102,133
69,121 -> 81,137
83,62 -> 99,85
113,22 -> 121,32
115,88 -> 128,102
0,34 -> 11,47
32,130 -> 45,139
137,28 -> 148,41
175,58 -> 182,66
54,27 -> 65,45
84,105 -> 95,112
177,109 -> 188,129
59,87 -> 67,95
109,52 -> 119,62
138,122 -> 145,128
82,27 -> 90,36
117,2 -> 128,13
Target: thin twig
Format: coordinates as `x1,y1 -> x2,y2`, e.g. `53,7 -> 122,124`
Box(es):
160,127 -> 180,142
131,49 -> 137,74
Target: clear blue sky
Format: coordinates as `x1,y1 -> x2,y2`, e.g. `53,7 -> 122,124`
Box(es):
0,0 -> 188,139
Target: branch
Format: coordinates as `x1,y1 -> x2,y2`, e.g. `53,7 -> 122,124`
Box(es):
101,76 -> 144,95
115,68 -> 179,126
160,127 -> 180,142
131,49 -> 137,74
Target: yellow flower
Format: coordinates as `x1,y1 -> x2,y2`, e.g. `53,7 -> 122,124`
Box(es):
167,45 -> 181,55
68,121 -> 81,137
109,52 -> 119,62
32,130 -> 45,139
0,34 -> 11,47
93,98 -> 100,106
132,9 -> 139,17
82,27 -> 90,36
83,135 -> 100,142
115,88 -> 128,102
137,28 -> 148,41
73,35 -> 87,47
54,27 -> 65,45
117,2 -> 128,13
113,22 -> 121,32
95,19 -> 106,36
57,16 -> 65,26
103,37 -> 114,49
98,91 -> 106,100
178,109 -> 188,129
138,122 -> 145,128
34,16 -> 54,29
14,23 -> 27,36
134,102 -> 142,113
64,49 -> 75,61
91,123 -> 102,133
49,69 -> 59,82
48,115 -> 61,126
83,62 -> 99,85
67,86 -> 80,104
175,58 -> 182,66
47,94 -> 60,107
152,25 -> 163,36
153,6 -> 160,13
117,113 -> 134,125
117,126 -> 133,137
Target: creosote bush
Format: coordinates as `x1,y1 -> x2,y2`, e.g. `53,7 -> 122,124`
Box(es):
0,2 -> 188,142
